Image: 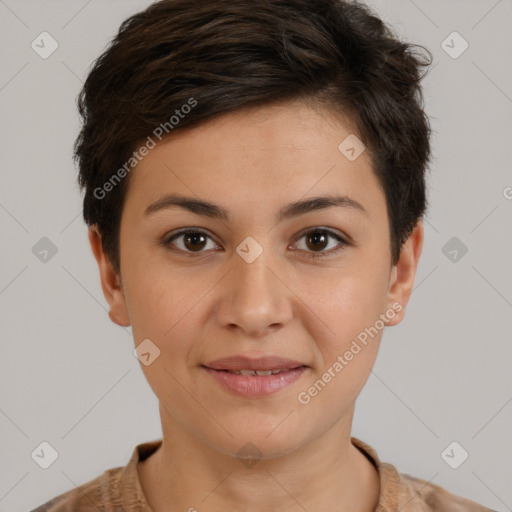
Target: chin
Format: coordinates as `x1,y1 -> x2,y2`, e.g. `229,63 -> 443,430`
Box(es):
202,416 -> 308,461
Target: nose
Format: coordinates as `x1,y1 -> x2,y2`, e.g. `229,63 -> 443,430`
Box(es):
215,245 -> 294,337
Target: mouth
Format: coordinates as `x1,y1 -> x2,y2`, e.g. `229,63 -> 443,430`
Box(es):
201,356 -> 309,398
211,368 -> 299,376
202,355 -> 308,372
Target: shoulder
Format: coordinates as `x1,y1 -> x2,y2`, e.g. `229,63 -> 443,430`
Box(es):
30,467 -> 122,512
31,439 -> 162,512
398,471 -> 498,512
350,437 -> 497,512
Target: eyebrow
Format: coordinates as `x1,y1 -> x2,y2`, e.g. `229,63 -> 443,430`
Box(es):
144,193 -> 367,221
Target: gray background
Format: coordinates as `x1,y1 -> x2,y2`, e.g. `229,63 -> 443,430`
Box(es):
0,1 -> 511,511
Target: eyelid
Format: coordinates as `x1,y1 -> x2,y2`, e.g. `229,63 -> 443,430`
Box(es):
292,226 -> 349,246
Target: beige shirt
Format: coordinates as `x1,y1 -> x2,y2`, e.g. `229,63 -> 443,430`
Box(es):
31,437 -> 496,511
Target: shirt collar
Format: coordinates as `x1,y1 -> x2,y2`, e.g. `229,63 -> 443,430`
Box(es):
118,436 -> 404,511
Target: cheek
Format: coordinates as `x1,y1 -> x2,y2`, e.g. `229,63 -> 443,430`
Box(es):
120,234 -> 200,338
295,272 -> 387,412
123,257 -> 224,392
302,259 -> 390,351
125,269 -> 205,406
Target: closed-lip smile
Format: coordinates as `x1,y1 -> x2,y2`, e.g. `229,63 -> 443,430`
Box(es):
202,355 -> 309,398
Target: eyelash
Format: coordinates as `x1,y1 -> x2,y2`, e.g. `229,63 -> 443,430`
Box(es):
162,227 -> 349,259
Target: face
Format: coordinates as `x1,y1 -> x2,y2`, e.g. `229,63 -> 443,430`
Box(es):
90,100 -> 422,460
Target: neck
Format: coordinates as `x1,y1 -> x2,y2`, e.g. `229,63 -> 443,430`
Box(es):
138,404 -> 380,512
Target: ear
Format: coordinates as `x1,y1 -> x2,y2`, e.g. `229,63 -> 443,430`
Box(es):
384,221 -> 424,326
88,226 -> 130,327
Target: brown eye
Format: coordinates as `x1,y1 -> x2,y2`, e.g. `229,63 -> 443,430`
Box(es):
182,232 -> 207,251
164,229 -> 216,253
294,228 -> 348,258
306,231 -> 329,251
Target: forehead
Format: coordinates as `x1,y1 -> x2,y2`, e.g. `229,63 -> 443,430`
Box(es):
123,101 -> 385,221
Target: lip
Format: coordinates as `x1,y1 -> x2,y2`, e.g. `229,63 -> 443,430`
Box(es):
202,355 -> 308,398
202,366 -> 308,398
203,355 -> 307,371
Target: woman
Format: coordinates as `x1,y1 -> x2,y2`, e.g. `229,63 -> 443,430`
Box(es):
33,0 -> 496,510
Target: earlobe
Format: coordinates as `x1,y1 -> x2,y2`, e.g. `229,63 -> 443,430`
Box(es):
385,221 -> 424,327
88,226 -> 131,327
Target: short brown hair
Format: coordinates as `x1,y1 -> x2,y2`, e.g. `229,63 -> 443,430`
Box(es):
74,0 -> 433,272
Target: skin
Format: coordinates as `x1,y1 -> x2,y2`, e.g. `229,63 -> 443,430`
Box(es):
89,99 -> 423,512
